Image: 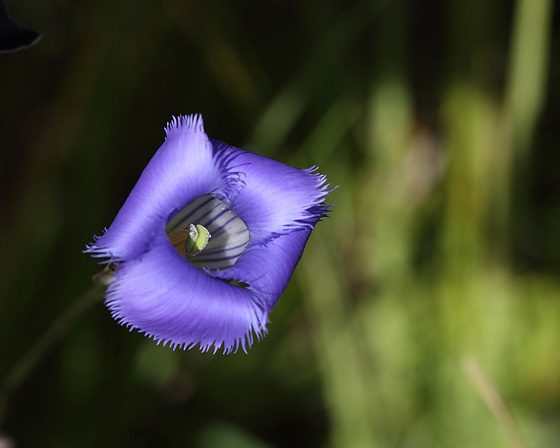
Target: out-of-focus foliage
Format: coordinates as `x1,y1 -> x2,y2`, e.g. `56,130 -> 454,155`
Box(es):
1,0 -> 559,447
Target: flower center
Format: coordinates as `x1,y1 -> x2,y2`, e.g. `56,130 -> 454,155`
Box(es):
166,195 -> 250,271
169,223 -> 211,257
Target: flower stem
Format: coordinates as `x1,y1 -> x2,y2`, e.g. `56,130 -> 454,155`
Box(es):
0,284 -> 105,426
463,357 -> 527,448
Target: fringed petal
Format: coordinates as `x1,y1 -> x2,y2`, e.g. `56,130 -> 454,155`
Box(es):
211,141 -> 333,246
106,230 -> 268,354
86,116 -> 239,262
212,227 -> 314,313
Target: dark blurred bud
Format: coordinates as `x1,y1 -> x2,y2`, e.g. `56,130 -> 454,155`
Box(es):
0,0 -> 40,53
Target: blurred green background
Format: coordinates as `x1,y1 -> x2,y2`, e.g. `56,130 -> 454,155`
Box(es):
1,0 -> 559,446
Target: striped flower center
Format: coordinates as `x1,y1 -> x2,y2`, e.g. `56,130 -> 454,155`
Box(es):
166,195 -> 250,271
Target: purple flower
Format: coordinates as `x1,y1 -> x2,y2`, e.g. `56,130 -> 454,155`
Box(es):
86,115 -> 333,353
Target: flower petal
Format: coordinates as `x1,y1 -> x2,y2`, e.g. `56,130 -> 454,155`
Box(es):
209,140 -> 333,310
86,116 -> 239,261
106,230 -> 268,353
212,227 -> 314,313
211,141 -> 332,246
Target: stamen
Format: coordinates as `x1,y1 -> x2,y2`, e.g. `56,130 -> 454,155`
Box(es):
169,224 -> 211,257
185,224 -> 211,255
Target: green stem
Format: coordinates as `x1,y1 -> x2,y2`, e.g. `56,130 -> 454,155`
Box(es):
505,0 -> 553,156
0,284 -> 105,426
463,357 -> 527,448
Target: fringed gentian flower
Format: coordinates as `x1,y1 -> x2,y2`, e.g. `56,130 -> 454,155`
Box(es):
86,115 -> 333,353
